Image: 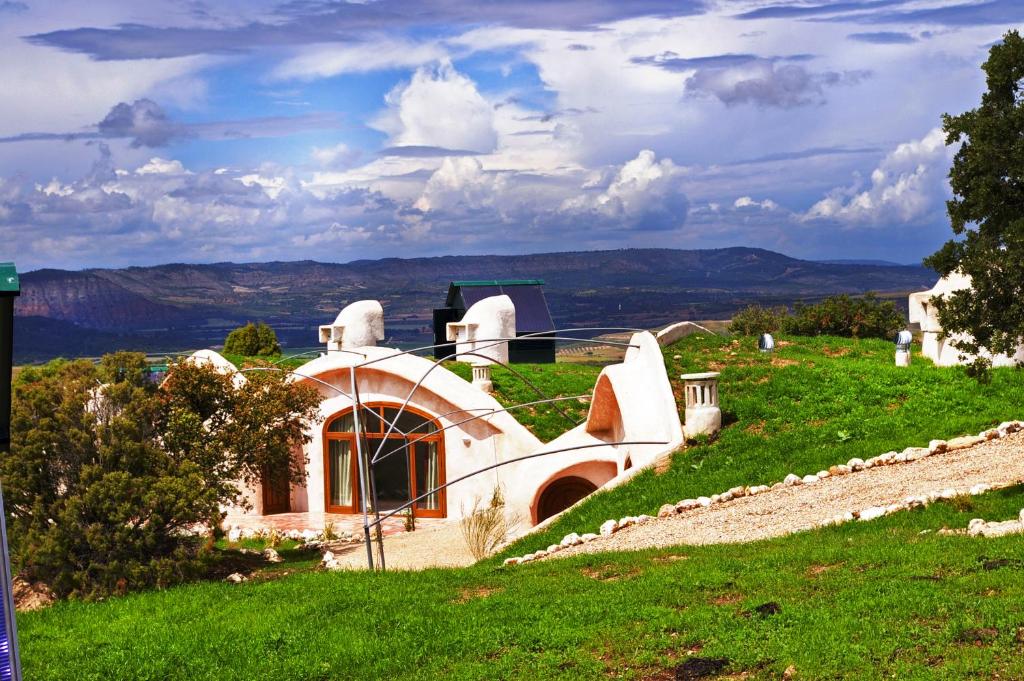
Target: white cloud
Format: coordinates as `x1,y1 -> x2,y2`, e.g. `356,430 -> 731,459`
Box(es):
372,60 -> 497,153
136,157 -> 188,175
734,196 -> 779,210
414,157 -> 505,213
273,39 -> 448,79
560,149 -> 688,230
311,142 -> 360,168
804,128 -> 954,226
238,173 -> 289,199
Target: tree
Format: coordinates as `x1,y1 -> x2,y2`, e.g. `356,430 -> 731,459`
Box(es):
924,30 -> 1024,377
223,321 -> 281,357
2,352 -> 321,599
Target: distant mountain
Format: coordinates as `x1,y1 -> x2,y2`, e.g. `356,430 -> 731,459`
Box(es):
13,247 -> 937,363
815,258 -> 914,267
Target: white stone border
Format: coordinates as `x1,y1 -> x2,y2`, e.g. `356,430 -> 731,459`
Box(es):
502,421 -> 1024,566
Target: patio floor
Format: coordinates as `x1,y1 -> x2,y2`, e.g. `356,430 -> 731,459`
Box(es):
223,511 -> 452,538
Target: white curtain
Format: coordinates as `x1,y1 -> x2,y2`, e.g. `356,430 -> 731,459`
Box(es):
421,442 -> 440,510
329,440 -> 352,507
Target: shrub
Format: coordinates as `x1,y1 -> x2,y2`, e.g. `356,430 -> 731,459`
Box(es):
729,305 -> 789,336
3,351 -> 320,599
223,322 -> 281,357
460,488 -> 516,561
786,294 -> 904,340
729,294 -> 904,340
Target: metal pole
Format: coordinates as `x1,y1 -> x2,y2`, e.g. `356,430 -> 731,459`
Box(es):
351,373 -> 386,570
349,365 -> 374,571
0,263 -> 21,681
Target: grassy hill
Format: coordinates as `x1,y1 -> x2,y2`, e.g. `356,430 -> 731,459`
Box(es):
17,335 -> 1024,680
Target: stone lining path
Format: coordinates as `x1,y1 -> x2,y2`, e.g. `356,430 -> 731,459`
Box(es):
550,430 -> 1024,560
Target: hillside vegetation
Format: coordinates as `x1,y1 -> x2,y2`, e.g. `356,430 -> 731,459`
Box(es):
17,335 -> 1024,680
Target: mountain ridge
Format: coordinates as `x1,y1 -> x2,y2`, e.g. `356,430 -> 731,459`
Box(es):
14,247 -> 937,362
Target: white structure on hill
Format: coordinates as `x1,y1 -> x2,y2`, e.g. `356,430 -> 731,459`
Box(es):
190,299 -> 683,530
909,274 -> 1024,367
319,300 -> 385,351
445,294 -> 516,365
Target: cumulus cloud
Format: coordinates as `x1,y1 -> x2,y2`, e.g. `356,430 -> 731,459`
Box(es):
561,149 -> 688,231
734,196 -> 779,210
135,157 -> 188,175
414,157 -> 506,213
687,62 -> 870,108
0,150 -> 413,268
97,99 -> 183,147
372,60 -> 498,154
804,128 -> 954,226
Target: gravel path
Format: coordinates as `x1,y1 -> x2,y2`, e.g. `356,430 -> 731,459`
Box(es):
551,431 -> 1024,560
327,520 -> 475,570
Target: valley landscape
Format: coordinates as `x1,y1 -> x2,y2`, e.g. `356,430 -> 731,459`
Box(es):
5,2 -> 1024,680
14,247 -> 935,362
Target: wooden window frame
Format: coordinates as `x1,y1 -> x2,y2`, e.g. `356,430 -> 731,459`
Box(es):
323,403 -> 446,518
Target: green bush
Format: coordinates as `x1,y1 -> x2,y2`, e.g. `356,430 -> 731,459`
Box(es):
223,322 -> 280,357
3,352 -> 320,599
730,294 -> 904,340
728,305 -> 789,336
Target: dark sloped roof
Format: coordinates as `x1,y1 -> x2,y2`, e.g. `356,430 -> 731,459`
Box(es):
445,280 -> 554,332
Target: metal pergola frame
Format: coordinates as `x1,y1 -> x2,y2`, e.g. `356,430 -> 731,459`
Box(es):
241,326 -> 665,571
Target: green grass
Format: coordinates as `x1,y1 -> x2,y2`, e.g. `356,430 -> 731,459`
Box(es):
222,353 -> 310,371
17,334 -> 1024,679
19,487 -> 1024,680
504,333 -> 1024,557
444,361 -> 601,442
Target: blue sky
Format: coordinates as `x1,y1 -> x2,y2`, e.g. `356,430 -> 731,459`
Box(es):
0,0 -> 1020,270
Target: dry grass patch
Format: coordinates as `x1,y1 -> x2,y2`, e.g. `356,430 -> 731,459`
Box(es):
709,592 -> 744,606
806,562 -> 842,577
744,420 -> 766,435
452,585 -> 504,603
581,565 -> 642,582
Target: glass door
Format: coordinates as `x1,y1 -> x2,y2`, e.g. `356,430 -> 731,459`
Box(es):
323,404 -> 446,517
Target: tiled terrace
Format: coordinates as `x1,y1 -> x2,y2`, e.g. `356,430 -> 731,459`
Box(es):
223,512 -> 452,538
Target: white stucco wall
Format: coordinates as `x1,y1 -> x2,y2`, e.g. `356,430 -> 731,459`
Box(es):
213,325 -> 682,530
909,274 -> 1024,367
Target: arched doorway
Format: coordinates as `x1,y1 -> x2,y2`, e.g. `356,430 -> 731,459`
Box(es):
323,404 -> 446,518
535,476 -> 598,523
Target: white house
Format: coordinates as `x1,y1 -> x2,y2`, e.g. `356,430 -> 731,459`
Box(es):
199,297 -> 684,529
909,273 -> 1024,367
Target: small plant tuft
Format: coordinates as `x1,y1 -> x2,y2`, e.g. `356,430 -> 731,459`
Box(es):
461,488 -> 517,561
320,522 -> 338,542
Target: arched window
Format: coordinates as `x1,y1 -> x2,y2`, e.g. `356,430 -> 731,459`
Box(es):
323,404 -> 446,518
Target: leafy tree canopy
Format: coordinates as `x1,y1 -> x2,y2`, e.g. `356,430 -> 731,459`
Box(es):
924,30 -> 1024,377
2,352 -> 320,599
223,321 -> 281,357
